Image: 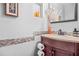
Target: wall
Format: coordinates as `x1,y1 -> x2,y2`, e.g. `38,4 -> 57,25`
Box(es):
51,4 -> 79,32
0,3 -> 47,39
0,38 -> 41,56
0,40 -> 36,56
0,3 -> 47,56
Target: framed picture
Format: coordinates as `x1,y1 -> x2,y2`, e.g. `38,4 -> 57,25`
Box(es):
5,3 -> 18,17
33,3 -> 42,17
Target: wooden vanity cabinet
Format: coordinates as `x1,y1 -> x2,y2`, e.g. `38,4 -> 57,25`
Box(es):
41,36 -> 79,56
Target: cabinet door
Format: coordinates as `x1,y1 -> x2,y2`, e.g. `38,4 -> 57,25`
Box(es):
44,45 -> 55,56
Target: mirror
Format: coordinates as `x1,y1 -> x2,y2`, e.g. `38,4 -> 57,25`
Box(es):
48,3 -> 78,23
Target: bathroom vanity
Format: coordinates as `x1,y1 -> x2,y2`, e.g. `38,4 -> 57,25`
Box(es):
41,34 -> 79,56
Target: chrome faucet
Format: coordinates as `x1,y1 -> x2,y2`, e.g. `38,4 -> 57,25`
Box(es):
58,29 -> 65,35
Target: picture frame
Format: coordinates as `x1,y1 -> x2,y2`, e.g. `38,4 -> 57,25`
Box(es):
5,3 -> 18,17
33,3 -> 42,17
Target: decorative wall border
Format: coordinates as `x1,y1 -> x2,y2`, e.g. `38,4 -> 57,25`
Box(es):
0,37 -> 34,47
0,31 -> 49,47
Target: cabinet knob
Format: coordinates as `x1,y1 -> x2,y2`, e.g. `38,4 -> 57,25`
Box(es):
52,50 -> 55,56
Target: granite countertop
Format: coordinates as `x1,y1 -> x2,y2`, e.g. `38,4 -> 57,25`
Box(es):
41,34 -> 79,43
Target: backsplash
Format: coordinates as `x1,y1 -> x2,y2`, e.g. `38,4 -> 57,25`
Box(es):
33,31 -> 48,36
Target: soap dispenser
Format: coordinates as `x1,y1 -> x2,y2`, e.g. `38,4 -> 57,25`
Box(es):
73,28 -> 78,36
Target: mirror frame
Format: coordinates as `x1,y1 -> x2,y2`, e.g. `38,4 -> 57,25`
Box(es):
50,3 -> 78,23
